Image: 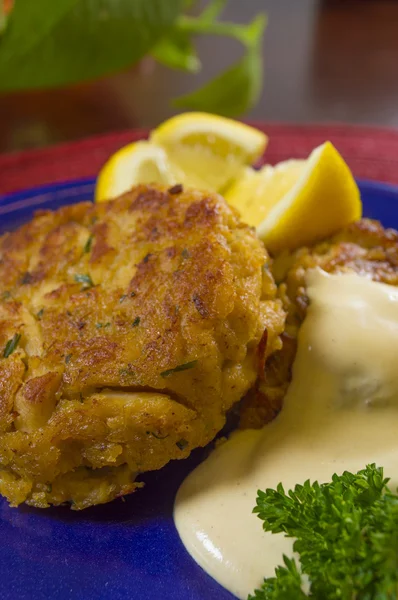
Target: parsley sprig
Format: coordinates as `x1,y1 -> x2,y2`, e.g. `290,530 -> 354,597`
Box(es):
250,464 -> 398,599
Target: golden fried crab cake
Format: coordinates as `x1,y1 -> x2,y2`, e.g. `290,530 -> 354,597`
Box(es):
0,184 -> 285,509
240,218 -> 398,429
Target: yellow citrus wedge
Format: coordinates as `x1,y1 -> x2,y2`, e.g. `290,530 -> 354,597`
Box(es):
150,112 -> 267,192
225,141 -> 362,254
95,141 -> 187,202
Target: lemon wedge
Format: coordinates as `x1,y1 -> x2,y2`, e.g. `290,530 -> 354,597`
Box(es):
95,141 -> 186,202
96,113 -> 267,202
150,112 -> 267,192
225,141 -> 362,254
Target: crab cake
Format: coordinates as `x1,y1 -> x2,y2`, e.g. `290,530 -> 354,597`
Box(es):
0,184 -> 285,509
239,218 -> 398,429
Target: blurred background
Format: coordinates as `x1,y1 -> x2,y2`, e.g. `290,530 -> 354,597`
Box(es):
0,0 -> 397,154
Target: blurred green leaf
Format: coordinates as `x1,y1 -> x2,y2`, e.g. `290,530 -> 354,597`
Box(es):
0,0 -> 183,92
200,0 -> 227,23
173,14 -> 266,117
0,1 -> 6,36
151,29 -> 200,73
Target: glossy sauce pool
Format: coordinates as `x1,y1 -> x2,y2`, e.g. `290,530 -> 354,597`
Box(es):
174,270 -> 398,599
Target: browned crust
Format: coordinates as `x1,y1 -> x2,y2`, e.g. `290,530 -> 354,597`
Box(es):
0,184 -> 284,508
240,218 -> 398,429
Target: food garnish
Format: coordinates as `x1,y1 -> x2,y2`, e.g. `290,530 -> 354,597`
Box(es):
95,112 -> 267,201
83,235 -> 93,253
226,141 -> 361,253
95,114 -> 361,254
74,273 -> 94,290
160,360 -> 198,378
250,464 -> 398,600
3,333 -> 21,358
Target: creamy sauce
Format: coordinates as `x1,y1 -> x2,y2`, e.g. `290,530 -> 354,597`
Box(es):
174,270 -> 398,599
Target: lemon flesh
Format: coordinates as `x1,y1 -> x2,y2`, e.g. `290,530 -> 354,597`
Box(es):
151,112 -> 267,192
96,113 -> 268,202
225,141 -> 362,254
95,141 -> 185,202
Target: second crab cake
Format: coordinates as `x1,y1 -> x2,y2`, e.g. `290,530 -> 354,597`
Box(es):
0,184 -> 285,509
240,218 -> 398,429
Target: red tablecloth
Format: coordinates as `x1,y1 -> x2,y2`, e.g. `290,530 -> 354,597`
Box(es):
1,123 -> 398,195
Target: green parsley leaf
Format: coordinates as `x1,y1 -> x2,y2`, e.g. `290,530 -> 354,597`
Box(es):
160,360 -> 198,378
96,322 -> 111,329
83,235 -> 93,253
132,317 -> 140,328
176,438 -> 189,450
36,308 -> 44,320
119,366 -> 135,377
3,333 -> 21,358
250,464 -> 398,599
74,273 -> 94,289
65,353 -> 72,364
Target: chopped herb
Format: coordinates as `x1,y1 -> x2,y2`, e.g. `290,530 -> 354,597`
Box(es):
47,484 -> 52,493
176,439 -> 188,451
130,291 -> 136,298
168,183 -> 183,195
143,253 -> 151,264
21,272 -> 33,285
119,294 -> 128,303
250,464 -> 398,600
36,308 -> 44,320
119,366 -> 134,377
1,291 -> 11,301
147,431 -> 169,440
3,333 -> 21,358
96,322 -> 111,329
79,393 -> 84,403
65,354 -> 72,364
83,235 -> 94,253
74,273 -> 94,289
132,317 -> 140,327
181,248 -> 190,259
161,360 -> 198,378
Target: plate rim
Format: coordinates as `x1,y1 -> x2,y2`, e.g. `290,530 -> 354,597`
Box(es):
1,176 -> 398,206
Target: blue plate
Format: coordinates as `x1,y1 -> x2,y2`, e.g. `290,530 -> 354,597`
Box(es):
0,178 -> 397,600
